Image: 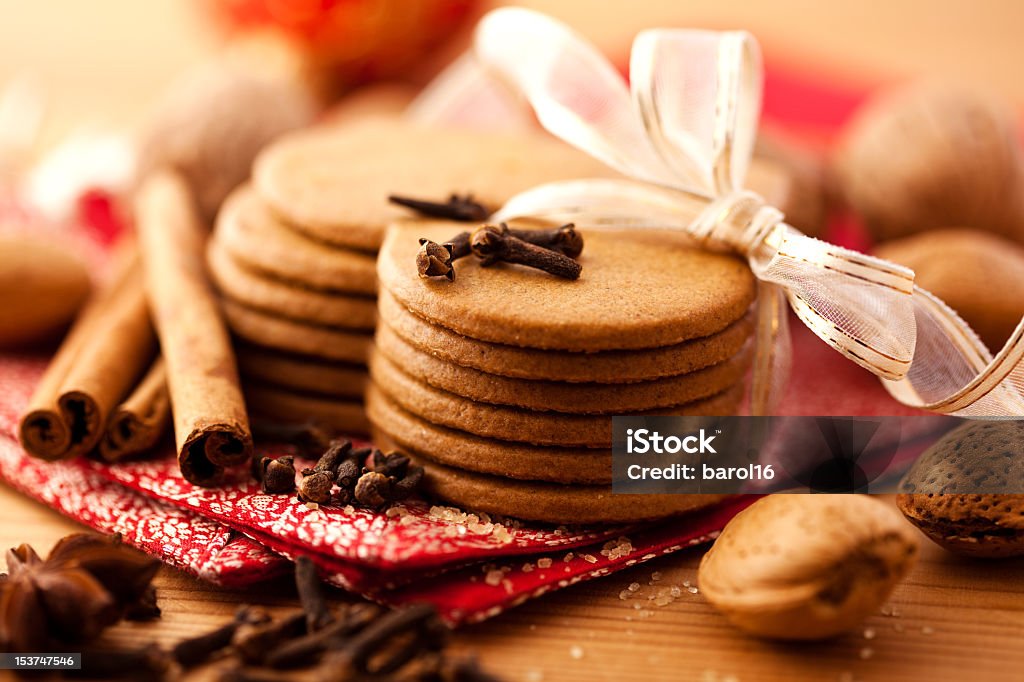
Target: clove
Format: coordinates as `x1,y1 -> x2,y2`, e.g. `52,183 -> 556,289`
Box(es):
264,603 -> 382,669
295,556 -> 332,632
297,439 -> 355,505
330,603 -> 446,676
389,193 -> 489,222
232,612 -> 307,665
470,224 -> 582,280
259,456 -> 296,494
297,472 -> 333,505
371,451 -> 410,479
172,605 -> 270,668
391,465 -> 424,502
500,223 -> 583,258
416,231 -> 472,281
335,458 -> 361,490
309,439 -> 352,474
354,471 -> 392,508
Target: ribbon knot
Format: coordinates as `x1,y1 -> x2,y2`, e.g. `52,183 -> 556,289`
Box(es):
689,190 -> 784,257
461,7 -> 1024,417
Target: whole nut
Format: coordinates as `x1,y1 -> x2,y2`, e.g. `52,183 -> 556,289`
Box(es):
137,60 -> 315,225
897,420 -> 1024,559
0,236 -> 91,349
834,80 -> 1024,244
874,229 -> 1024,351
699,495 -> 919,640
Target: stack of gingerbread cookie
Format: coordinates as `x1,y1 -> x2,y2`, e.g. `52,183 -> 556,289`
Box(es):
209,184 -> 377,433
208,118 -> 614,432
368,221 -> 763,524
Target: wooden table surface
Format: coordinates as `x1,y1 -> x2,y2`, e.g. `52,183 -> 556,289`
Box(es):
2,485 -> 1022,681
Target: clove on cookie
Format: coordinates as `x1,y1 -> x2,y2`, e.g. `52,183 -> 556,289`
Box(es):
498,222 -> 584,258
470,224 -> 582,279
390,194 -> 489,222
698,495 -> 919,640
416,232 -> 472,281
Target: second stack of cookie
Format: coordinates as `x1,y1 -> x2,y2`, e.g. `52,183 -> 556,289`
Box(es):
368,221 -> 760,524
209,183 -> 377,433
208,117 -> 615,434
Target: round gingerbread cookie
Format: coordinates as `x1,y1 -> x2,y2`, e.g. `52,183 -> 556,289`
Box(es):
416,456 -> 728,524
236,344 -> 368,399
253,119 -> 613,252
378,289 -> 755,383
367,384 -> 612,484
214,186 -> 378,295
221,299 -> 372,364
379,222 -> 756,351
208,242 -> 377,331
369,351 -> 744,447
244,382 -> 369,435
375,321 -> 752,414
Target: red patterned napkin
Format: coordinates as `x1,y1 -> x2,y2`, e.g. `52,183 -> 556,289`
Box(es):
0,352 -> 758,623
0,303 -> 919,622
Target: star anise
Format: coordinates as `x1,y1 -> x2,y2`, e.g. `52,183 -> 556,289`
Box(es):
0,533 -> 160,651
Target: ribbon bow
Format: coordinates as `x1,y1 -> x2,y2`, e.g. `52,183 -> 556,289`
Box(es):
450,7 -> 1024,417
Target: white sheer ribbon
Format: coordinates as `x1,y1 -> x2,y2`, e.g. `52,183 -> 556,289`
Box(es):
429,8 -> 1024,416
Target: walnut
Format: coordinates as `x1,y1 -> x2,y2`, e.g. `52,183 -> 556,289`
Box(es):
136,59 -> 316,225
834,80 -> 1024,243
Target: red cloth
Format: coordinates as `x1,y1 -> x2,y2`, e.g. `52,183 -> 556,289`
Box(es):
0,353 -> 757,623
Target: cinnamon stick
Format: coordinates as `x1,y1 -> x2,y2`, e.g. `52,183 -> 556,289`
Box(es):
135,170 -> 252,486
18,251 -> 157,461
98,358 -> 171,462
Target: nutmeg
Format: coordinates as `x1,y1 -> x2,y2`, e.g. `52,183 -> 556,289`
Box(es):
0,236 -> 91,348
698,495 -> 919,640
136,60 -> 316,225
834,81 -> 1024,243
897,420 -> 1024,559
874,229 -> 1024,351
